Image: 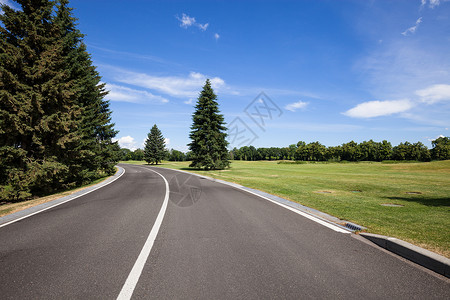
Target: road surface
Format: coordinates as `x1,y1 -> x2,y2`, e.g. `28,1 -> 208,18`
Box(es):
0,164 -> 448,299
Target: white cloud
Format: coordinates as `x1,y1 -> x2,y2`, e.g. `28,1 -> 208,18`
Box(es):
177,13 -> 196,28
429,0 -> 441,8
184,98 -> 194,105
113,136 -> 140,150
415,84 -> 450,104
164,138 -> 170,146
198,23 -> 209,31
344,99 -> 413,118
177,13 -> 209,31
420,0 -> 441,8
105,83 -> 169,103
284,101 -> 308,112
401,17 -> 422,36
428,134 -> 445,141
214,33 -> 220,40
115,71 -> 226,98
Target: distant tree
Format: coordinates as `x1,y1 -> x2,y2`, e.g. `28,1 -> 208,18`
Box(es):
288,144 -> 297,160
133,149 -> 145,161
280,147 -> 289,160
304,142 -> 327,161
392,142 -> 410,160
391,141 -> 429,161
120,148 -> 132,161
327,146 -> 342,161
144,125 -> 166,165
231,147 -> 241,160
249,146 -> 257,161
378,140 -> 392,161
168,149 -> 186,161
188,80 -> 229,170
431,136 -> 450,160
341,141 -> 358,161
294,141 -> 306,161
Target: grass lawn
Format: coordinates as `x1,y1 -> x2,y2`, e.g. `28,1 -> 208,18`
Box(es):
122,160 -> 450,257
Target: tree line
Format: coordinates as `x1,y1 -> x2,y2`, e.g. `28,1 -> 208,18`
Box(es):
0,0 -> 119,201
119,148 -> 191,162
230,137 -> 450,162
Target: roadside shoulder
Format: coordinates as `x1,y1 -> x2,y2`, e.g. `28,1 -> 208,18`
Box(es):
0,166 -> 125,228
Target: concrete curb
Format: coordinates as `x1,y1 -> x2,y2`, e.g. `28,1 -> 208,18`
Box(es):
0,166 -> 125,227
360,233 -> 450,278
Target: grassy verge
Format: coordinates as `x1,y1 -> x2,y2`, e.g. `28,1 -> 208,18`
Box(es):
122,160 -> 450,257
0,174 -> 112,218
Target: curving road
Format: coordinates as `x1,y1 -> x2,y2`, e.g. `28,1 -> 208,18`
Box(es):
0,164 -> 449,299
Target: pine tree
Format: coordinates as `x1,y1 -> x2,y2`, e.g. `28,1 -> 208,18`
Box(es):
188,79 -> 230,170
0,0 -> 119,201
144,124 -> 166,165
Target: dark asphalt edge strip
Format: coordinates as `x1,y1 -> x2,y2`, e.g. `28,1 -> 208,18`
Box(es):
0,166 -> 125,228
360,233 -> 450,278
150,166 -> 352,233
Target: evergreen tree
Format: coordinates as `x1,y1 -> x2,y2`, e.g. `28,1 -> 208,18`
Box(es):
0,0 -> 118,201
144,124 -> 166,165
188,79 -> 229,170
431,136 -> 450,160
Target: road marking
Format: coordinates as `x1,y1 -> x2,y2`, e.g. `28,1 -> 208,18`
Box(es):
117,167 -> 170,300
237,188 -> 351,234
0,167 -> 126,229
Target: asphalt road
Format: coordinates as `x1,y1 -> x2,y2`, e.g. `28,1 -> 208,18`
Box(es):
0,164 -> 449,299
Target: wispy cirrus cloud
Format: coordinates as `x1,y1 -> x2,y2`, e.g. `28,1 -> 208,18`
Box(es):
114,70 -> 225,98
284,101 -> 308,112
416,84 -> 450,104
177,13 -> 209,31
344,99 -> 413,118
401,17 -> 422,36
105,83 -> 169,103
421,0 -> 442,8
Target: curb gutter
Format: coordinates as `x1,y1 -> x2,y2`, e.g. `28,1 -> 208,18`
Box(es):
360,233 -> 450,278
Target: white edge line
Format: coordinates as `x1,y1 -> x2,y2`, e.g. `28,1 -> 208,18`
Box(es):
0,166 -> 126,229
235,187 -> 350,234
116,167 -> 170,300
155,167 -> 350,234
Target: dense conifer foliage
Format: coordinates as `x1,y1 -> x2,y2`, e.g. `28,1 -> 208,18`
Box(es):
0,0 -> 119,201
144,124 -> 166,165
188,79 -> 229,170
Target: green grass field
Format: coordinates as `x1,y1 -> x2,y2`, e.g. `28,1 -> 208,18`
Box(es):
121,160 -> 450,257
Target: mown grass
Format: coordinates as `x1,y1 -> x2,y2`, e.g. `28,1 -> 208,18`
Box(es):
124,160 -> 450,257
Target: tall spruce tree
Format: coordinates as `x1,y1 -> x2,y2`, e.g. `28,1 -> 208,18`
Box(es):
188,79 -> 229,170
0,0 -> 118,201
144,124 -> 166,165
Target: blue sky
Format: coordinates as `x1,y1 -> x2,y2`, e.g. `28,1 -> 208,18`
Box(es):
3,0 -> 450,151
